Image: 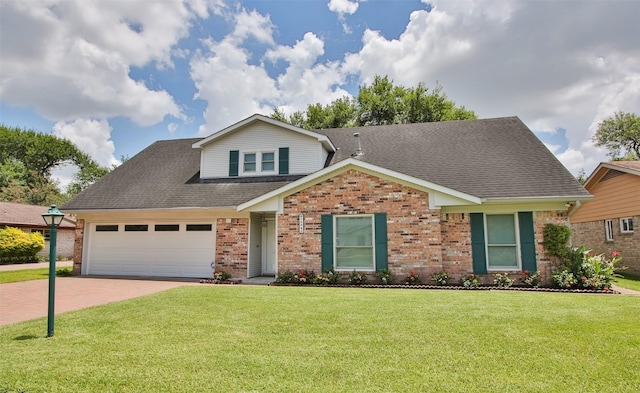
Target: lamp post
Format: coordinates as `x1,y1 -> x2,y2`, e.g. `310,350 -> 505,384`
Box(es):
42,204 -> 65,338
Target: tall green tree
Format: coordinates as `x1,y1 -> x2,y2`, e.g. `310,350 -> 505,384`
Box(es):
0,124 -> 108,204
592,111 -> 640,160
270,75 -> 476,129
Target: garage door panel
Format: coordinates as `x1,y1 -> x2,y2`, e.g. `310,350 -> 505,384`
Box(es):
87,222 -> 216,278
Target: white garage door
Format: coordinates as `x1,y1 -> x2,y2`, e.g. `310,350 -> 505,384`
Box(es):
86,223 -> 215,278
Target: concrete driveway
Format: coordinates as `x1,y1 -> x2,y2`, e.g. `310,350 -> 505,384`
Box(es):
0,276 -> 196,326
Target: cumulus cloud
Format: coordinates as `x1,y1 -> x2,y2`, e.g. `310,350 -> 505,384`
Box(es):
327,0 -> 361,33
52,119 -> 118,168
343,0 -> 640,175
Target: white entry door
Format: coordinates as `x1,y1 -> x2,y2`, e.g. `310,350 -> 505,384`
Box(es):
262,218 -> 276,274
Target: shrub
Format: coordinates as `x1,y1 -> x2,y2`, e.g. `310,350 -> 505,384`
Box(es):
293,269 -> 315,285
493,273 -> 514,287
0,227 -> 45,262
347,271 -> 367,285
376,268 -> 395,285
460,274 -> 480,288
518,270 -> 541,287
552,270 -> 576,289
403,271 -> 421,285
542,223 -> 572,259
314,268 -> 341,285
276,270 -> 295,283
56,268 -> 74,277
212,271 -> 232,282
431,271 -> 450,286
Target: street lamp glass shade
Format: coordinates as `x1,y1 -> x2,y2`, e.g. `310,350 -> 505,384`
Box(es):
42,204 -> 65,227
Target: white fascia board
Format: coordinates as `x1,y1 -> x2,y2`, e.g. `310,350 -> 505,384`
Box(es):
237,158 -> 482,211
192,114 -> 336,152
481,195 -> 594,204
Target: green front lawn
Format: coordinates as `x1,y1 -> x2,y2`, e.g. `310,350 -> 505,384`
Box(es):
615,273 -> 640,291
0,267 -> 72,284
1,286 -> 639,392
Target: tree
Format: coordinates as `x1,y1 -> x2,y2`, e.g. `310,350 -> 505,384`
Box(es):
592,112 -> 640,160
270,75 -> 476,129
0,124 -> 109,204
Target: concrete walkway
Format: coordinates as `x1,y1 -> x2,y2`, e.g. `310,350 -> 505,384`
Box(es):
0,260 -> 73,271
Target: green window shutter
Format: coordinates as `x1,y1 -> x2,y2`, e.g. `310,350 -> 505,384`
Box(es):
374,213 -> 388,271
321,214 -> 333,272
279,147 -> 289,175
229,150 -> 239,177
470,213 -> 488,274
518,212 -> 537,272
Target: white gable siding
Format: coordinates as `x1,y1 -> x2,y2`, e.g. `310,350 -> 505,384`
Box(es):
200,123 -> 327,178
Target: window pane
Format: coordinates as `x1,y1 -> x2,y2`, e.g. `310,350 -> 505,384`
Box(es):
487,214 -> 516,244
96,225 -> 118,232
186,224 -> 212,231
488,246 -> 518,267
336,248 -> 373,269
336,216 -> 372,246
262,152 -> 274,171
155,224 -> 179,232
125,225 -> 148,232
244,153 -> 256,172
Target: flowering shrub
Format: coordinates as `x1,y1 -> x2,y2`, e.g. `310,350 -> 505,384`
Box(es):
493,273 -> 514,287
431,271 -> 450,286
552,270 -> 576,288
403,271 -> 421,285
314,268 -> 341,285
376,268 -> 395,285
212,271 -> 232,282
276,270 -> 295,283
519,270 -> 541,287
294,269 -> 315,285
348,271 -> 368,285
552,247 -> 622,290
460,274 -> 480,288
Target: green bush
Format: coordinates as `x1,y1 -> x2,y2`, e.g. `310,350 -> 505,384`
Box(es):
551,247 -> 622,290
347,271 -> 367,285
0,227 -> 45,262
431,271 -> 450,286
276,270 -> 295,283
376,268 -> 395,285
542,223 -> 572,259
493,273 -> 514,287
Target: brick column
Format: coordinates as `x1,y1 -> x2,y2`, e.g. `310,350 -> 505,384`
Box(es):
73,219 -> 85,275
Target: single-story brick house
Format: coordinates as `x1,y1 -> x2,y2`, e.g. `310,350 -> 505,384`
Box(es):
570,161 -> 639,275
0,201 -> 76,260
61,114 -> 592,283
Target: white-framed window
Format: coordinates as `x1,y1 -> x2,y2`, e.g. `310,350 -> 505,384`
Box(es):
334,215 -> 375,271
605,220 -> 614,241
620,217 -> 634,233
485,214 -> 520,270
261,151 -> 275,172
243,153 -> 256,172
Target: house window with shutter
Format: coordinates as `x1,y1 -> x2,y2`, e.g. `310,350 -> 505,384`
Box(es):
321,213 -> 388,273
470,212 -> 536,273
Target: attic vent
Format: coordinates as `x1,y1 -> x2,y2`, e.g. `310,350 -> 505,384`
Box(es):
351,132 -> 363,157
601,169 -> 624,182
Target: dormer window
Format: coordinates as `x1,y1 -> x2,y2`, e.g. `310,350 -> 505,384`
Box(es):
244,153 -> 256,172
262,152 -> 275,171
229,148 -> 288,177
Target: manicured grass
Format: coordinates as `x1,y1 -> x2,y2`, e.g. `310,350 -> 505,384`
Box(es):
0,267 -> 72,284
615,273 -> 640,291
1,286 -> 639,392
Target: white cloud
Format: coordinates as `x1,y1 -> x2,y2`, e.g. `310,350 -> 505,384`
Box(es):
52,119 -> 118,168
344,0 -> 640,175
327,0 -> 361,33
0,0 -> 217,125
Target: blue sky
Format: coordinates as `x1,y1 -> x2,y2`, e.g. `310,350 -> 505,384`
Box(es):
1,0 -> 639,187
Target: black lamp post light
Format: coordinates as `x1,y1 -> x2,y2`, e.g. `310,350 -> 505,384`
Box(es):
41,204 -> 65,337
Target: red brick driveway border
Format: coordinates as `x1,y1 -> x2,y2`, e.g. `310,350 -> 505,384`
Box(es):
0,277 -> 198,326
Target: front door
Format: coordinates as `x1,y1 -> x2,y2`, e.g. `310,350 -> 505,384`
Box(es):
261,218 -> 276,275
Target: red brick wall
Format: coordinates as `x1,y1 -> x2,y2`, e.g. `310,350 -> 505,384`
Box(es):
215,218 -> 249,278
278,170 -> 444,279
441,213 -> 473,279
73,218 -> 84,274
534,211 -> 570,282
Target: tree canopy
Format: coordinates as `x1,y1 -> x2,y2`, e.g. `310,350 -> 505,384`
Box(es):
271,75 -> 476,129
592,111 -> 640,160
0,124 -> 109,205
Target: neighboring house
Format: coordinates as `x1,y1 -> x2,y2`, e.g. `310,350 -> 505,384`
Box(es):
62,114 -> 591,282
0,201 -> 76,259
570,161 -> 640,275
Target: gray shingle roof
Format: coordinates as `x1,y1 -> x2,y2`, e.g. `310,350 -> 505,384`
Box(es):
316,117 -> 590,199
62,116 -> 590,212
62,138 -> 296,211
